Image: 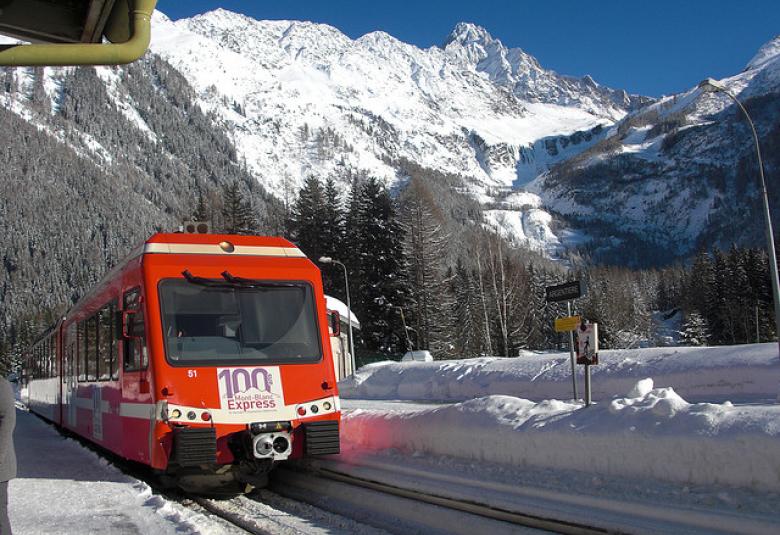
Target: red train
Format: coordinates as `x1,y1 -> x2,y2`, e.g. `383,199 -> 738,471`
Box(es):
21,232 -> 341,492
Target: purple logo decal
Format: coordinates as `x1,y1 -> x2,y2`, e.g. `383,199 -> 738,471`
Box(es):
217,367 -> 283,413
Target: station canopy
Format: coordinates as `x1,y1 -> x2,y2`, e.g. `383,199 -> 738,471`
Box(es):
0,0 -> 157,66
0,0 -> 129,44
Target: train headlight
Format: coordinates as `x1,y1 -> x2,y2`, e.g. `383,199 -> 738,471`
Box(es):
187,411 -> 197,420
297,406 -> 307,416
255,437 -> 273,457
323,401 -> 332,411
273,436 -> 290,454
171,409 -> 182,419
310,405 -> 319,414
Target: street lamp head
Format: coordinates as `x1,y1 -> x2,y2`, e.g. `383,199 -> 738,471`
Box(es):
698,78 -> 726,93
318,256 -> 333,264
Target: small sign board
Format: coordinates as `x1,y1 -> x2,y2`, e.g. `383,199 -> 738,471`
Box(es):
554,315 -> 581,333
576,323 -> 599,365
545,281 -> 582,303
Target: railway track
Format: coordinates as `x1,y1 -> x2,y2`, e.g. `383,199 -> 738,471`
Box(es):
174,487 -> 393,535
271,459 -> 779,535
271,464 -> 605,535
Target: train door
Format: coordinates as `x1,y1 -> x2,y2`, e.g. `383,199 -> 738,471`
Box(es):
121,287 -> 155,463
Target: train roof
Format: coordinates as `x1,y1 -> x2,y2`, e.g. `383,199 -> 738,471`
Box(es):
66,233 -> 308,320
147,233 -> 299,249
143,233 -> 305,258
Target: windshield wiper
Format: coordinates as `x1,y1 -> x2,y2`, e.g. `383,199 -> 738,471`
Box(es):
182,270 -> 299,290
221,271 -> 299,289
181,270 -> 234,288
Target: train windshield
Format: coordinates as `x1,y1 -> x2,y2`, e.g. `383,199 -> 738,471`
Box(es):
159,279 -> 322,364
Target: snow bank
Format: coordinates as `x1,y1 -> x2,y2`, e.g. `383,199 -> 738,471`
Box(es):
342,380 -> 780,491
9,409 -> 229,534
340,343 -> 780,403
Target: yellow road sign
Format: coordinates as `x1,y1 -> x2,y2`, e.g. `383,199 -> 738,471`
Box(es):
554,316 -> 581,333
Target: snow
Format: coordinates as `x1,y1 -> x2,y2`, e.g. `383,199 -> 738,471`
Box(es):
325,295 -> 360,328
342,380 -> 780,492
9,343 -> 780,531
484,208 -> 560,255
746,36 -> 780,71
8,406 -> 235,535
337,343 -> 780,504
146,9 -> 628,255
340,343 -> 780,403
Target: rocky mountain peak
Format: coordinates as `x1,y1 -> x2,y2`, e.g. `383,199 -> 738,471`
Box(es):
444,22 -> 497,47
441,21 -> 646,119
746,35 -> 780,71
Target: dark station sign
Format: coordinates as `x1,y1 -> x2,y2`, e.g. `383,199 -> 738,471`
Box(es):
545,280 -> 582,303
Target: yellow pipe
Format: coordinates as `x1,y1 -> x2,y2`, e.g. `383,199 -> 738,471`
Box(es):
0,0 -> 157,67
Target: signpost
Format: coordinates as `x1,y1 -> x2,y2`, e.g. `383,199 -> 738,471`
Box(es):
554,316 -> 581,333
545,281 -> 581,303
576,322 -> 599,406
546,281 -> 583,401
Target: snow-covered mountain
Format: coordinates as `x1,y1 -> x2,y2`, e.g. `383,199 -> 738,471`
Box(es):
152,10 -> 631,194
2,9 -> 777,266
532,35 -> 780,264
146,9 -> 646,255
443,22 -> 650,120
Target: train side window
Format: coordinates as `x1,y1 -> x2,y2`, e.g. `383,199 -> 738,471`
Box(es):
65,322 -> 76,383
85,316 -> 96,382
123,288 -> 148,371
77,321 -> 86,382
46,339 -> 52,378
91,315 -> 100,381
98,303 -> 115,381
111,302 -> 119,380
53,335 -> 59,378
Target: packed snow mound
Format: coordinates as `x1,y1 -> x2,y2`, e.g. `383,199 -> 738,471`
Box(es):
342,387 -> 780,491
626,377 -> 654,398
610,383 -> 689,418
340,343 -> 780,403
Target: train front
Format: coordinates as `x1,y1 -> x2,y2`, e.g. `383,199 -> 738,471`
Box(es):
142,234 -> 341,492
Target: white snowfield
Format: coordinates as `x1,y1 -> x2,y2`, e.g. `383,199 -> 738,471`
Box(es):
340,343 -> 780,403
340,344 -> 780,495
342,382 -> 780,491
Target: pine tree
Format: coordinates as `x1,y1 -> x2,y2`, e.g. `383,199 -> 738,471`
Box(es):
221,180 -> 258,234
350,177 -> 408,353
680,311 -> 709,346
192,187 -> 210,222
400,178 -> 453,357
450,258 -> 483,356
288,176 -> 327,260
320,178 -> 346,297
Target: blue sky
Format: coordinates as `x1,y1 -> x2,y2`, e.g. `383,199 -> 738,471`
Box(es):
156,0 -> 779,97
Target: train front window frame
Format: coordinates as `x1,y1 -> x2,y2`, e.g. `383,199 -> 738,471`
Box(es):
158,278 -> 323,367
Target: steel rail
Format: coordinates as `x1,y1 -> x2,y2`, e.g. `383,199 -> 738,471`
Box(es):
186,496 -> 272,535
288,465 -> 615,535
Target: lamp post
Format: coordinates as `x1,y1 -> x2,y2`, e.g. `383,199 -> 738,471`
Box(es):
319,256 -> 355,374
699,78 -> 780,356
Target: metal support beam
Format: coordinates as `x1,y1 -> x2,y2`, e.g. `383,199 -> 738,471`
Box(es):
0,0 -> 156,66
